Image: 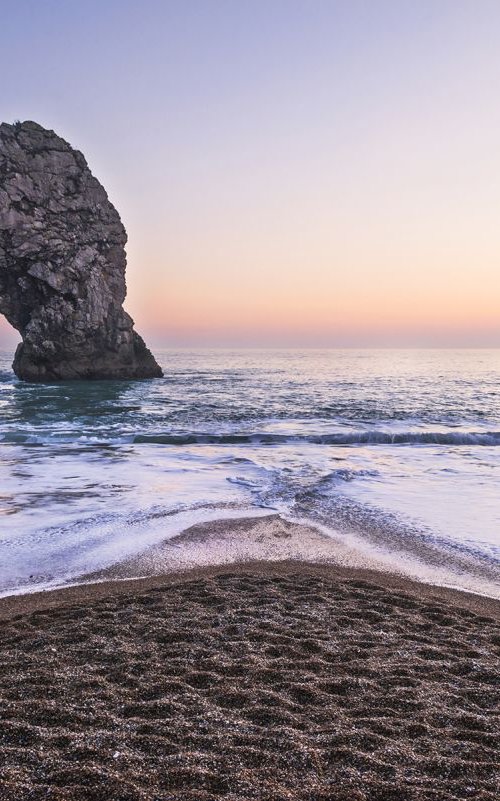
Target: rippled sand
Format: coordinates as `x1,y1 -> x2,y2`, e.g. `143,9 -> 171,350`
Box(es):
1,557 -> 499,800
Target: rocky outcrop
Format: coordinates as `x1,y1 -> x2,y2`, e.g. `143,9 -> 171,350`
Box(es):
0,120 -> 162,381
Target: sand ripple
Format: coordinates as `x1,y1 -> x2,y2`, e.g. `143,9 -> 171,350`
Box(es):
0,565 -> 499,800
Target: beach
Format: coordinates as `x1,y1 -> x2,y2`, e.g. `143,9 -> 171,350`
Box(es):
1,518 -> 499,801
1,350 -> 500,799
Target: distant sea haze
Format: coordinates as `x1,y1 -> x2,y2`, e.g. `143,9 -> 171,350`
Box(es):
0,348 -> 499,597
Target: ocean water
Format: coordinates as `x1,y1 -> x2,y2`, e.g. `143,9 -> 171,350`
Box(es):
0,348 -> 499,597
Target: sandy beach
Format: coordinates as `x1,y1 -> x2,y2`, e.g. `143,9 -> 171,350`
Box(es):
1,519 -> 499,801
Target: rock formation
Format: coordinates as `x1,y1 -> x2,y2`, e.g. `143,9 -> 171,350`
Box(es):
0,120 -> 162,381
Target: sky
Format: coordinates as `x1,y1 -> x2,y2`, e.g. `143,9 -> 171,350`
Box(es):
1,0 -> 500,347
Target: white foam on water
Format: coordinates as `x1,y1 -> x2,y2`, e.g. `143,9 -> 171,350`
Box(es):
1,348 -> 499,599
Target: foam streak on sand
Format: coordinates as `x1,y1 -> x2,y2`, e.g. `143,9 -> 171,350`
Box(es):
0,560 -> 499,801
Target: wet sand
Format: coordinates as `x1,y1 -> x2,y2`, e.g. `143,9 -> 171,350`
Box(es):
0,521 -> 499,800
84,514 -> 500,599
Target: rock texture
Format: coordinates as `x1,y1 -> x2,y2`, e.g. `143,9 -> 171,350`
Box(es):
0,121 -> 162,381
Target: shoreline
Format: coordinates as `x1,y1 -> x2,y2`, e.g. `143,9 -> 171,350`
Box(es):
1,554 -> 499,623
1,513 -> 499,616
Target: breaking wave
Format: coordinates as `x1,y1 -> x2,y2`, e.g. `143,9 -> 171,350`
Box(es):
2,430 -> 500,446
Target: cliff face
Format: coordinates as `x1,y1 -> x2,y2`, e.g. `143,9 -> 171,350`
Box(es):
0,121 -> 162,381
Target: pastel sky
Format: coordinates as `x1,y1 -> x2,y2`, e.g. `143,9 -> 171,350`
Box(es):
1,0 -> 500,347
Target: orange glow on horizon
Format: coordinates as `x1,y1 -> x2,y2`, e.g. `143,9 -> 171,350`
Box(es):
122,241 -> 500,345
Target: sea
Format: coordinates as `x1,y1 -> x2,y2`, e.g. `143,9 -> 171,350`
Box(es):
0,348 -> 499,598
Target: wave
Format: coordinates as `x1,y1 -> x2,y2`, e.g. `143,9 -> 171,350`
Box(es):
132,430 -> 500,445
2,429 -> 500,446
